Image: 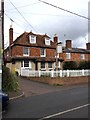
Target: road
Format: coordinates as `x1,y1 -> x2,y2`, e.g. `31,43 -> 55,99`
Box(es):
2,83 -> 89,119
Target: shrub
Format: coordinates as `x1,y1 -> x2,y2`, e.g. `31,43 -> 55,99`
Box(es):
78,61 -> 90,69
2,66 -> 19,92
63,61 -> 77,70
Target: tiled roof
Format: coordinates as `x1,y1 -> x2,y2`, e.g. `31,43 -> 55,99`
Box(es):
13,32 -> 56,49
63,47 -> 90,53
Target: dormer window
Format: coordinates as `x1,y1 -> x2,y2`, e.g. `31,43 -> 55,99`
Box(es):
45,38 -> 50,45
29,35 -> 36,44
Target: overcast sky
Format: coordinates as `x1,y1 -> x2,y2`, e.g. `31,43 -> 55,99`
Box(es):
4,0 -> 90,49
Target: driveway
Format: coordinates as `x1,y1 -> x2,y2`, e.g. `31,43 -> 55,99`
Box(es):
18,77 -> 87,97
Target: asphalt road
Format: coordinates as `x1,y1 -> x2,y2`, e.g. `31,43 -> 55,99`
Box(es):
2,83 -> 89,119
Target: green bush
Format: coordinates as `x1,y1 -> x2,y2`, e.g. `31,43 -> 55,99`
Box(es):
78,61 -> 90,69
63,61 -> 77,70
2,66 -> 19,92
63,61 -> 90,70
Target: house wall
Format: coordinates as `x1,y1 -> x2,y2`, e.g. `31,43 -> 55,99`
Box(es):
11,46 -> 55,58
32,62 -> 35,70
60,52 -> 90,62
46,49 -> 55,57
38,62 -> 41,70
6,61 -> 21,73
11,46 -> 23,56
30,47 -> 40,57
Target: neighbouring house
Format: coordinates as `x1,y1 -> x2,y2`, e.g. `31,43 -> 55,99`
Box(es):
4,26 -> 63,75
59,40 -> 90,68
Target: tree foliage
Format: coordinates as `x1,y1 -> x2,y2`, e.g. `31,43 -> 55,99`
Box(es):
2,66 -> 19,92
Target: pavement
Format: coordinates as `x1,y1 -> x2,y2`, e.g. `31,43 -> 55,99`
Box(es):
9,76 -> 88,100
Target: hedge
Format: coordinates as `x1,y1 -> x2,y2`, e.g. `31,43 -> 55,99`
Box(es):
63,61 -> 90,70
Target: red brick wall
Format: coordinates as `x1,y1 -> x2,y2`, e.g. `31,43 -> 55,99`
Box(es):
46,49 -> 55,57
30,47 -> 40,57
25,76 -> 89,85
11,46 -> 55,58
60,52 -> 90,62
11,46 -> 23,56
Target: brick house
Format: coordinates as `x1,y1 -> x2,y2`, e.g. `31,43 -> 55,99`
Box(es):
4,26 -> 90,75
59,40 -> 90,68
4,26 -> 63,75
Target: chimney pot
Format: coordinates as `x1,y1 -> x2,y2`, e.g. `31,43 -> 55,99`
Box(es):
54,34 -> 58,44
86,43 -> 90,50
9,26 -> 13,45
66,40 -> 72,48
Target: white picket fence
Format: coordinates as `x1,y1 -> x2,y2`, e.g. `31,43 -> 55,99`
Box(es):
20,69 -> 90,77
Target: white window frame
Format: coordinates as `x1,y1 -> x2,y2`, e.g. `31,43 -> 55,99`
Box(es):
81,54 -> 85,60
40,48 -> 46,57
45,38 -> 50,45
29,35 -> 36,44
66,53 -> 71,60
21,61 -> 32,68
23,47 -> 29,56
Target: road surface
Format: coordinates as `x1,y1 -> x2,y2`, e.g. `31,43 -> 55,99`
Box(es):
2,83 -> 89,118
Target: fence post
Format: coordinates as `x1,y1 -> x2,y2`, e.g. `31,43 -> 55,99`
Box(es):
51,70 -> 54,77
82,69 -> 84,76
60,70 -> 62,77
67,70 -> 69,77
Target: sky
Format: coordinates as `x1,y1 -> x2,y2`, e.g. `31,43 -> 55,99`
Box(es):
4,0 -> 90,49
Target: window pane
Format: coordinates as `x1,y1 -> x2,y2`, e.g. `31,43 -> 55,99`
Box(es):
30,35 -> 36,43
81,54 -> 85,59
45,38 -> 50,45
48,63 -> 52,68
41,62 -> 45,68
24,60 -> 29,67
66,53 -> 70,59
23,47 -> 29,55
21,61 -> 23,67
41,48 -> 44,55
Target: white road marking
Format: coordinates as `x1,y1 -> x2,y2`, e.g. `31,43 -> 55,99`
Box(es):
39,104 -> 90,120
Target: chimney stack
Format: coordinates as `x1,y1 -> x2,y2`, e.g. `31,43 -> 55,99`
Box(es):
9,25 -> 13,45
86,43 -> 90,50
66,40 -> 72,48
54,34 -> 58,44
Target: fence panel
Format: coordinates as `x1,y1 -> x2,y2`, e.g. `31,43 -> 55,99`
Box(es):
20,69 -> 90,77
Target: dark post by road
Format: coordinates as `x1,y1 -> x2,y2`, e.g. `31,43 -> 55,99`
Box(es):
1,0 -> 4,65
